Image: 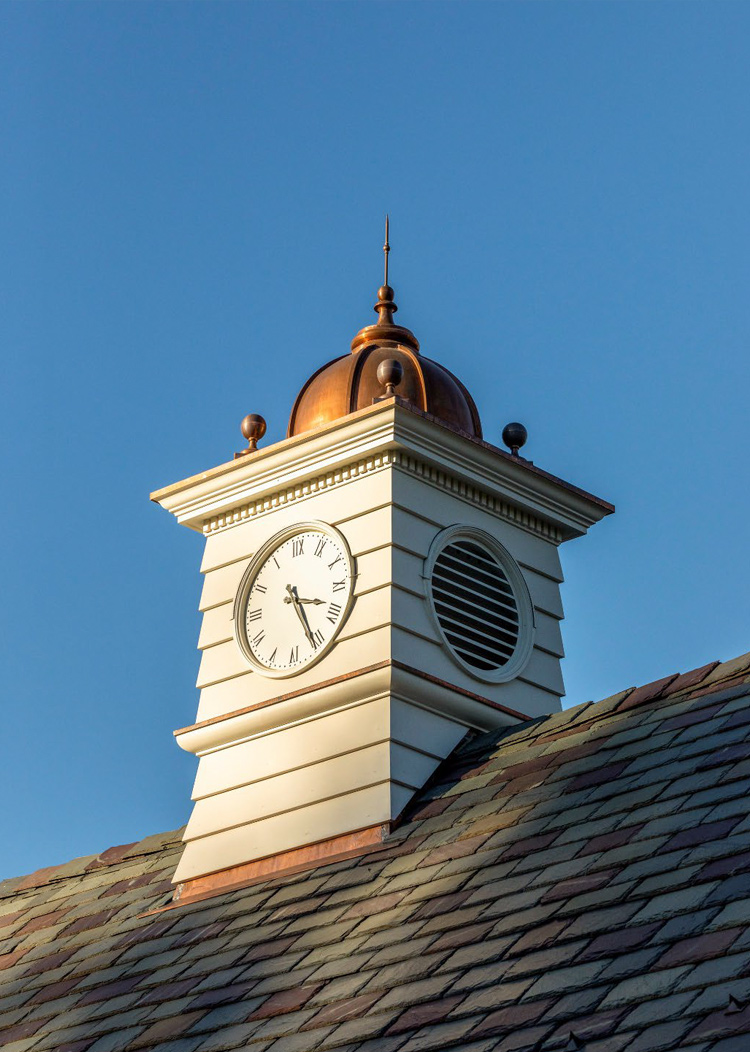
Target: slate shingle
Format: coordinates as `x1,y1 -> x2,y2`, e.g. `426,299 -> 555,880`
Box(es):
1,656 -> 750,1052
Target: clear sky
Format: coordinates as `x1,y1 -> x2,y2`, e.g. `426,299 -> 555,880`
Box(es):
2,1 -> 749,879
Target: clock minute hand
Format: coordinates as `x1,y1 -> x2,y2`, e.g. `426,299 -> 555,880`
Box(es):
285,584 -> 315,646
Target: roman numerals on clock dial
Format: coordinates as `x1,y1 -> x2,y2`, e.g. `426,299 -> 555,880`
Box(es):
240,527 -> 353,675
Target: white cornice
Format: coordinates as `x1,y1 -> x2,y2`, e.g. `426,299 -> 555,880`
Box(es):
151,400 -> 613,542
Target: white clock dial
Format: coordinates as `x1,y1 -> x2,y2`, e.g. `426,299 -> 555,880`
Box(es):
235,523 -> 354,676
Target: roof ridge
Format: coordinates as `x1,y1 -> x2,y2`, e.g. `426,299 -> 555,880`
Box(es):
575,649 -> 750,724
454,649 -> 750,764
0,827 -> 185,899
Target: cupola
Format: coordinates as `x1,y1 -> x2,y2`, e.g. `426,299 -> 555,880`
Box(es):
152,224 -> 613,902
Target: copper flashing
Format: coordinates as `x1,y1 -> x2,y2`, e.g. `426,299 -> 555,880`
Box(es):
171,824 -> 389,906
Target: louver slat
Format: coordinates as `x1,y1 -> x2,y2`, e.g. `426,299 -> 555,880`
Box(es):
432,583 -> 519,625
432,540 -> 520,671
432,570 -> 520,619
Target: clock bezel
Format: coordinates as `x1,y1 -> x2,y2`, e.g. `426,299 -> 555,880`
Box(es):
233,520 -> 355,678
423,524 -> 536,684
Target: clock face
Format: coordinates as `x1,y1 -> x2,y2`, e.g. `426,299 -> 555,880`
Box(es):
235,523 -> 354,676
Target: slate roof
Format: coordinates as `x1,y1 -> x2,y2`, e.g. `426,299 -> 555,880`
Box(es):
3,651 -> 750,1052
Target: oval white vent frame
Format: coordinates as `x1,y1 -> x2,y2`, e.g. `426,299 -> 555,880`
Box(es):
424,525 -> 535,684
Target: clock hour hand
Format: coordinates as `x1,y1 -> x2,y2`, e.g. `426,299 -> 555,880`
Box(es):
285,584 -> 315,647
283,596 -> 324,605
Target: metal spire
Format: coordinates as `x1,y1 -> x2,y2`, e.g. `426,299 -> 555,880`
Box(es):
383,214 -> 390,288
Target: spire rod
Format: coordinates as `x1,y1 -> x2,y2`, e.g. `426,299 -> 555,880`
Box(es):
383,214 -> 390,288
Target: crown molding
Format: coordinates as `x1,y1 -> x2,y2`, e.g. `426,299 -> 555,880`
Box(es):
152,401 -> 613,542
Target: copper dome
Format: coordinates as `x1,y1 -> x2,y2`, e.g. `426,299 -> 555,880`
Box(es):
287,284 -> 482,439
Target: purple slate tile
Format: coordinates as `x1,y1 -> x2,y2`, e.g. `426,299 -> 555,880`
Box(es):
248,983 -> 324,1021
467,996 -> 556,1038
661,817 -> 742,853
656,926 -> 744,967
616,675 -> 679,713
301,990 -> 384,1030
578,922 -> 661,961
686,1000 -> 750,1043
664,662 -> 721,697
541,868 -> 620,904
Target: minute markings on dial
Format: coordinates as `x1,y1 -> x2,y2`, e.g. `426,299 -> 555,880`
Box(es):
240,528 -> 352,673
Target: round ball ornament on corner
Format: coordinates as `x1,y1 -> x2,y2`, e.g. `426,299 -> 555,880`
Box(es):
424,526 -> 535,683
234,522 -> 355,678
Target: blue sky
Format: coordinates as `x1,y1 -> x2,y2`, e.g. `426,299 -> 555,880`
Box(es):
2,2 -> 749,878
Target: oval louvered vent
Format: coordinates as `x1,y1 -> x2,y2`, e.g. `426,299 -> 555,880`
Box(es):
426,528 -> 534,683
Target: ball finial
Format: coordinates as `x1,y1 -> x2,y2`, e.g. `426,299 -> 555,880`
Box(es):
376,358 -> 404,399
236,413 -> 267,457
502,421 -> 528,457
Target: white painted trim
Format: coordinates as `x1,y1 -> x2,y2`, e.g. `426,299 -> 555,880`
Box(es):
152,403 -> 611,542
175,665 -> 520,759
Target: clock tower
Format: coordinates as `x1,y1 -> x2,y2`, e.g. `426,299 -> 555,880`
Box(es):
152,239 -> 613,901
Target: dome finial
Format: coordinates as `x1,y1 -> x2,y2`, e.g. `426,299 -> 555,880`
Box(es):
374,214 -> 397,328
350,218 -> 420,353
